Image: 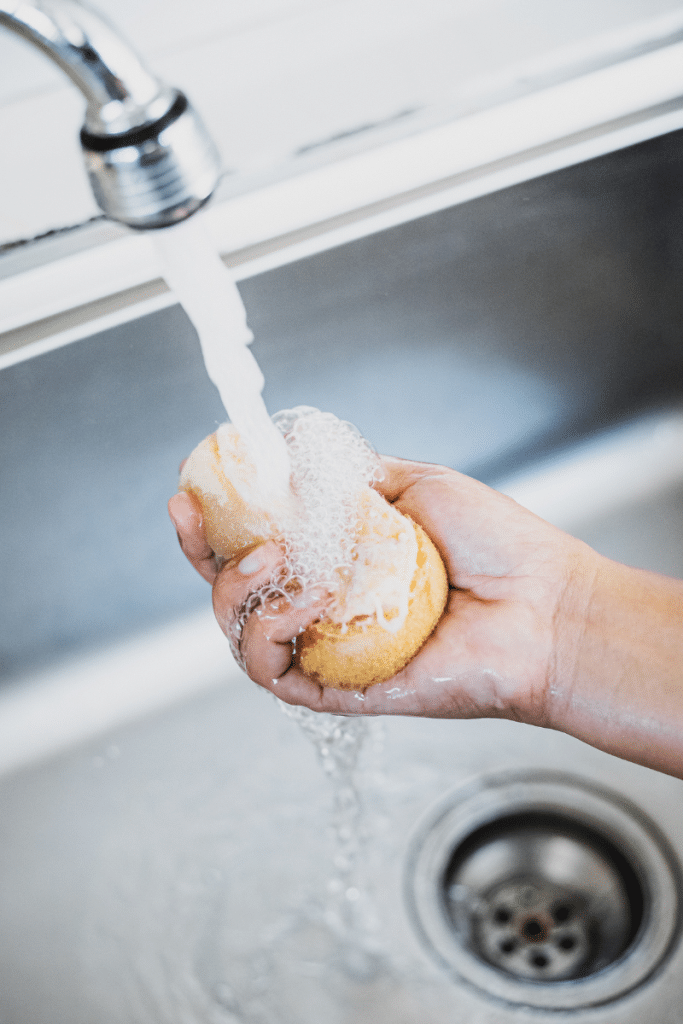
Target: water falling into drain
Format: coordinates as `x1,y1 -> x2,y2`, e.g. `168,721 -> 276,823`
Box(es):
209,704 -> 450,1024
277,702 -> 384,980
147,216 -> 451,1022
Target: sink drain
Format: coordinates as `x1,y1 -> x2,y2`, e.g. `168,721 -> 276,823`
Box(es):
445,810 -> 640,983
405,772 -> 681,1010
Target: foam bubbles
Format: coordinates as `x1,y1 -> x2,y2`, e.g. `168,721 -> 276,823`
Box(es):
228,407 -> 381,668
274,407 -> 382,594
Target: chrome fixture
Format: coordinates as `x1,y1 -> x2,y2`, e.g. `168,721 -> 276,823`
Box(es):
0,0 -> 221,229
406,772 -> 681,1011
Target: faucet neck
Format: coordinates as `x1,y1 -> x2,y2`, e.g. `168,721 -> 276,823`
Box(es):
0,0 -> 222,229
0,0 -> 174,135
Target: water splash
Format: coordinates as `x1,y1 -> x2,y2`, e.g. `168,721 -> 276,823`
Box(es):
278,702 -> 382,975
223,704 -> 453,1024
227,407 -> 382,671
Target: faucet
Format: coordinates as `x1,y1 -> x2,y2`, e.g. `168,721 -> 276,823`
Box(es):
0,0 -> 221,229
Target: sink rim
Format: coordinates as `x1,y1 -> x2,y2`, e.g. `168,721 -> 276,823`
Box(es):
3,45 -> 683,366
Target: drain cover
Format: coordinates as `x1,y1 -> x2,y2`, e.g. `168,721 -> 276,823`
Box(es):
468,876 -> 594,980
405,773 -> 681,1011
445,811 -> 640,983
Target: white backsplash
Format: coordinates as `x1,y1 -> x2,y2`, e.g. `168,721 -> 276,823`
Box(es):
1,0 -> 683,247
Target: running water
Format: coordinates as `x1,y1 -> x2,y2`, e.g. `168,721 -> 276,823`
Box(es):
147,216 -> 449,1021
279,703 -> 381,972
154,213 -> 382,971
153,215 -> 291,502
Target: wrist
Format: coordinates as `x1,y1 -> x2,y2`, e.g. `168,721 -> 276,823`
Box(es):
545,541 -> 603,733
546,547 -> 683,776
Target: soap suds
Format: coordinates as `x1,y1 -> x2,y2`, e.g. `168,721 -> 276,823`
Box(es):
227,407 -> 379,666
273,406 -> 382,597
227,407 -> 420,670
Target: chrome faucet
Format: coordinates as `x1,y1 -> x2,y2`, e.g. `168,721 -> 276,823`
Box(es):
0,0 -> 221,229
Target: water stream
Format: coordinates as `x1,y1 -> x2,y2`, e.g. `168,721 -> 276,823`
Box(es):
155,215 -> 383,1010
203,703 -> 450,1024
278,704 -> 382,971
148,216 -> 447,1022
153,216 -> 291,502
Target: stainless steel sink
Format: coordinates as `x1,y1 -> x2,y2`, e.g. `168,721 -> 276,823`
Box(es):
0,126 -> 682,1023
2,126 -> 683,680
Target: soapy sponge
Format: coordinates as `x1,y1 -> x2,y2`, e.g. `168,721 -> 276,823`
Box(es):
179,408 -> 448,690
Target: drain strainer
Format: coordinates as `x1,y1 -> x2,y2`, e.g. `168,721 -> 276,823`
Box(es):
405,772 -> 681,1010
445,810 -> 639,984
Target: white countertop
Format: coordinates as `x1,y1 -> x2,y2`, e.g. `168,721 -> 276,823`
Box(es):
2,0 -> 683,249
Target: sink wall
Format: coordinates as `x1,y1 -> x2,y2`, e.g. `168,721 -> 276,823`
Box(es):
2,128 -> 683,679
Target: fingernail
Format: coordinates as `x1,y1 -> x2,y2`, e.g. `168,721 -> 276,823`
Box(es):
167,498 -> 181,530
238,551 -> 263,575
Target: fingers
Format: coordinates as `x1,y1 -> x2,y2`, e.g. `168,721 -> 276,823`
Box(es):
213,548 -> 349,707
212,541 -> 319,686
267,671 -> 373,714
375,454 -> 458,531
168,491 -> 362,707
211,540 -> 285,634
168,491 -> 218,583
211,543 -> 359,707
374,454 -> 439,502
375,454 -> 489,514
239,597 -> 328,689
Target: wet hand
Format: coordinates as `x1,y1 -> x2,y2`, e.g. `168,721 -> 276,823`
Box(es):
169,457 -> 593,725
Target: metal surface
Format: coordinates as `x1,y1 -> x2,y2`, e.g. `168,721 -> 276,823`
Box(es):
470,876 -> 595,980
405,774 -> 682,1011
0,101 -> 683,1023
0,0 -> 221,227
0,694 -> 682,1022
447,824 -> 634,981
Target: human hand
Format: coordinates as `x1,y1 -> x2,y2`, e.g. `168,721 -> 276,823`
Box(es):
169,455 -> 595,726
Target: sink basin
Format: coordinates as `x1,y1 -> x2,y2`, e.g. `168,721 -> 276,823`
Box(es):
0,435 -> 682,1024
2,126 -> 683,679
0,124 -> 682,1023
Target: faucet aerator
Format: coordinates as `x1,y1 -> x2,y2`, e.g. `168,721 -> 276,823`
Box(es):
0,0 -> 222,230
